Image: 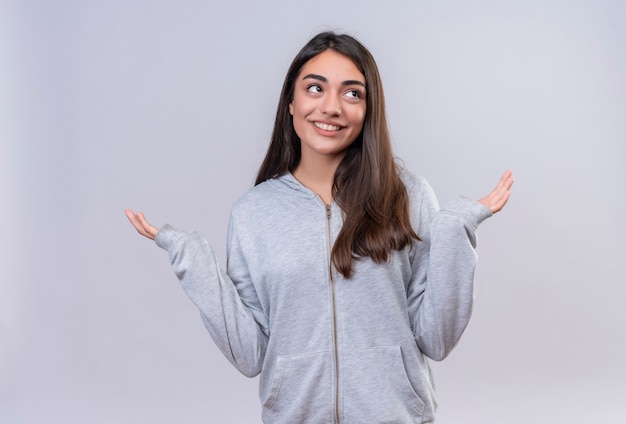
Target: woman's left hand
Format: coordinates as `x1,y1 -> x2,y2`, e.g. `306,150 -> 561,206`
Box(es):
478,170 -> 515,214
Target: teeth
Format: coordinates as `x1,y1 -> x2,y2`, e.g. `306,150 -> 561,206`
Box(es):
315,122 -> 341,131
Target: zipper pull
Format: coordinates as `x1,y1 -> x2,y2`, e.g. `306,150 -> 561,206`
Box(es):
326,204 -> 331,220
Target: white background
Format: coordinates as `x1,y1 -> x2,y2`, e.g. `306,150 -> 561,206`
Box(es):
2,0 -> 625,422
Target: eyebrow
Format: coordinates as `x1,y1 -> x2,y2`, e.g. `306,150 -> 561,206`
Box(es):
302,73 -> 366,88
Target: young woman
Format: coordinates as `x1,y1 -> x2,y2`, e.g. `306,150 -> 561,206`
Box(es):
126,31 -> 513,424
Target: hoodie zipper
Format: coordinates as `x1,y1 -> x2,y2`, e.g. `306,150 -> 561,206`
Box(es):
326,203 -> 340,424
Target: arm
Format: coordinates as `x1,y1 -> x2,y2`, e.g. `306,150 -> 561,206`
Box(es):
124,210 -> 268,377
406,172 -> 513,361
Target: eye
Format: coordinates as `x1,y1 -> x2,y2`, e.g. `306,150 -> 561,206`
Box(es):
307,84 -> 323,94
345,89 -> 363,99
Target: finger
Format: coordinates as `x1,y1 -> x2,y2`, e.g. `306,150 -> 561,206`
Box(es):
493,190 -> 512,213
479,171 -> 514,213
129,215 -> 151,238
491,172 -> 514,201
495,170 -> 514,191
494,189 -> 510,206
124,209 -> 143,232
125,209 -> 156,240
490,185 -> 513,213
499,170 -> 514,186
136,211 -> 159,238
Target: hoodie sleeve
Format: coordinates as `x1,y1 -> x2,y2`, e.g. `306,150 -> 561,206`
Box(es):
405,177 -> 492,361
155,223 -> 268,378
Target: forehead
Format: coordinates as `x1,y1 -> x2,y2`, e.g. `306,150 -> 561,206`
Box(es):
299,49 -> 365,83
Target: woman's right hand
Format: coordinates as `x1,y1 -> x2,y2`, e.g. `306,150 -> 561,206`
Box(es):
125,209 -> 159,240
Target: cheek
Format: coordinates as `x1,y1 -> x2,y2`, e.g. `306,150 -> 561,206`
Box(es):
354,108 -> 366,129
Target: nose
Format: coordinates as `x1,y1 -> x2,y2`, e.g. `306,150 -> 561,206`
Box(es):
320,92 -> 341,116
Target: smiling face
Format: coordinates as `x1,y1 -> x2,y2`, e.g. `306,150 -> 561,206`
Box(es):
289,49 -> 367,164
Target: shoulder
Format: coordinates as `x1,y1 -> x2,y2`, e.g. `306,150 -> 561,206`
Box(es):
398,169 -> 440,237
233,180 -> 274,207
230,173 -> 313,222
230,180 -> 277,220
399,169 -> 437,209
399,169 -> 428,193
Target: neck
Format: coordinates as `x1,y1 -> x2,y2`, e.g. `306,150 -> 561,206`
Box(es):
293,152 -> 344,205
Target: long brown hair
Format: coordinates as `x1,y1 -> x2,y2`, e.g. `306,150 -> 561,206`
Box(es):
256,31 -> 418,278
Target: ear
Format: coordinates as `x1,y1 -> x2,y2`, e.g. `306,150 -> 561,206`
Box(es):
288,101 -> 294,115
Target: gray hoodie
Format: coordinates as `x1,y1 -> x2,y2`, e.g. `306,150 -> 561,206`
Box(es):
155,171 -> 492,424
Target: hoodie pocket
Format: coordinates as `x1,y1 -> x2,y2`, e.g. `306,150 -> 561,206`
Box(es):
262,350 -> 334,424
341,346 -> 425,423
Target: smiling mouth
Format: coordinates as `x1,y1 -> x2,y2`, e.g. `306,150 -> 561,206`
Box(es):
314,122 -> 342,131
